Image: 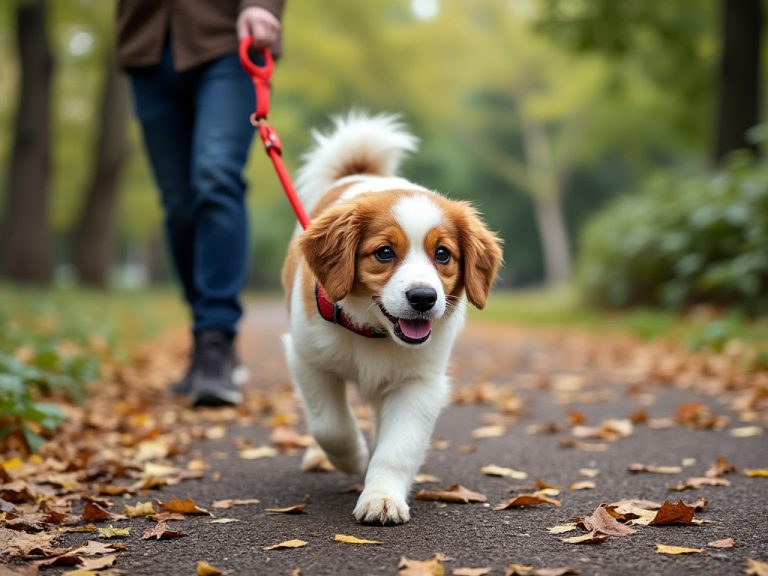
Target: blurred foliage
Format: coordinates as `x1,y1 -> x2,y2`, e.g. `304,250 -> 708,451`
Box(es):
0,285 -> 184,451
577,152 -> 768,313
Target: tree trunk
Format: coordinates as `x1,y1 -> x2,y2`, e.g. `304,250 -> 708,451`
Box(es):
0,0 -> 54,284
713,0 -> 763,162
73,53 -> 130,288
520,118 -> 572,286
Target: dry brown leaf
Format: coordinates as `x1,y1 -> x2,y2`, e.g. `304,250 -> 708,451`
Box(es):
655,544 -> 703,555
558,439 -> 609,452
66,554 -> 117,573
212,498 -> 260,509
562,531 -> 608,545
123,501 -> 156,518
568,481 -> 595,491
707,537 -> 743,549
69,540 -> 118,557
471,425 -> 506,439
583,506 -> 636,536
534,569 -> 581,576
151,512 -> 186,522
628,463 -> 683,474
744,469 -> 768,478
705,456 -> 737,478
746,559 -> 768,576
649,501 -> 696,526
453,568 -> 491,576
334,534 -> 381,545
398,554 -> 447,575
263,539 -> 308,551
265,504 -> 307,515
415,484 -> 487,504
504,564 -> 535,576
547,523 -> 578,534
141,521 -> 186,540
493,493 -> 561,510
670,477 -> 731,491
157,496 -> 211,516
196,560 -> 224,576
81,501 -> 113,522
480,464 -> 528,480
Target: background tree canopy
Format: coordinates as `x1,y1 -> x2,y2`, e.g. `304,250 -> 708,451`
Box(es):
0,0 -> 765,298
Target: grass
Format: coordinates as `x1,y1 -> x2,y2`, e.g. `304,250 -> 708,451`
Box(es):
474,285 -> 768,353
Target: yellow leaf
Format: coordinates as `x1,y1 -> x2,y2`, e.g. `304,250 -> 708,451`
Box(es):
746,559 -> 768,576
196,560 -> 223,576
239,446 -> 278,460
655,544 -> 703,555
97,525 -> 131,539
744,469 -> 768,478
480,464 -> 527,480
334,534 -> 381,545
123,501 -> 156,518
263,539 -> 308,551
265,504 -> 307,514
471,425 -> 506,439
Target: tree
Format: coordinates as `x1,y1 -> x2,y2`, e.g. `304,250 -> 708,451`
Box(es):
713,0 -> 763,161
72,50 -> 130,288
0,0 -> 54,284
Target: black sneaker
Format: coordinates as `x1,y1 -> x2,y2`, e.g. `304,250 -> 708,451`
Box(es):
185,329 -> 244,407
170,348 -> 248,397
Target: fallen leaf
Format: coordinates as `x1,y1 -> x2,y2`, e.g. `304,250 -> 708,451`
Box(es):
534,569 -> 581,576
157,497 -> 211,516
69,540 -> 118,557
269,426 -> 313,450
81,501 -> 113,522
415,484 -> 487,504
628,463 -> 683,474
263,539 -> 308,551
558,439 -> 609,452
578,468 -> 600,478
707,537 -> 743,549
568,481 -> 595,491
334,534 -> 381,545
670,477 -> 731,491
398,554 -> 447,575
583,506 -> 636,536
196,560 -> 224,576
547,523 -> 578,534
265,504 -> 306,514
142,521 -> 186,540
504,564 -> 535,576
744,469 -> 768,478
239,446 -> 278,459
746,559 -> 768,576
480,464 -> 527,480
730,426 -> 762,438
414,474 -> 441,484
705,456 -> 737,478
562,531 -> 608,545
212,498 -> 260,509
123,501 -> 156,518
151,512 -> 186,522
453,568 -> 491,576
471,425 -> 506,439
97,525 -> 131,539
64,554 -> 117,574
655,544 -> 703,555
649,501 -> 696,526
210,518 -> 240,524
493,494 -> 561,510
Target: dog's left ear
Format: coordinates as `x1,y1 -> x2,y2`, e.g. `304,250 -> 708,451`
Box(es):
458,204 -> 503,309
299,202 -> 361,302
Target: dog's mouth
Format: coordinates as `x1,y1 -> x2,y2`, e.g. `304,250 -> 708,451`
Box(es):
374,298 -> 432,345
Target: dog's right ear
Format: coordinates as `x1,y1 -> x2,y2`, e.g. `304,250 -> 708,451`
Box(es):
298,202 -> 361,302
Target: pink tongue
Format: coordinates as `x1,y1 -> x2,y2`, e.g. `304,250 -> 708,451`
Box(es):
398,318 -> 432,340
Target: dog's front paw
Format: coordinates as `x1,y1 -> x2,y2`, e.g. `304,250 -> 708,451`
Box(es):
353,491 -> 410,525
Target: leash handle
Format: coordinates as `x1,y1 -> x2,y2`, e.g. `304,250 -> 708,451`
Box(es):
238,37 -> 274,121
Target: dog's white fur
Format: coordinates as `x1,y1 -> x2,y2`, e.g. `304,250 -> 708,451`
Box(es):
282,113 -> 501,524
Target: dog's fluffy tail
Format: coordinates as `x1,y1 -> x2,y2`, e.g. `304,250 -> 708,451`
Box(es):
295,111 -> 419,213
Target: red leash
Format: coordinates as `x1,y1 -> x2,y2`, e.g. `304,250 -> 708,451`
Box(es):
239,38 -> 311,230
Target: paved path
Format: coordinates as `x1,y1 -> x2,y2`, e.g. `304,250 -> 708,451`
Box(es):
56,300 -> 768,575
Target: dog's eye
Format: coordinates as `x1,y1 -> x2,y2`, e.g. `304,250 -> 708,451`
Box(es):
435,246 -> 451,264
374,246 -> 396,263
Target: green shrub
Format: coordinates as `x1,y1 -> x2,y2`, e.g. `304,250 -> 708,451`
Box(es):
577,153 -> 768,313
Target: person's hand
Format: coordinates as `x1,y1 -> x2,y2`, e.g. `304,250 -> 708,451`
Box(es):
236,6 -> 280,46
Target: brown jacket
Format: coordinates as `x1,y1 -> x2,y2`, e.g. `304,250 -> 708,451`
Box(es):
116,0 -> 285,71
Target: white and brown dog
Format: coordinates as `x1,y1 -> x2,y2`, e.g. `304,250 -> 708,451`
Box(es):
281,113 -> 502,524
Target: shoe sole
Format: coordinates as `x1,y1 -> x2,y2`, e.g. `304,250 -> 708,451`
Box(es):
189,387 -> 243,407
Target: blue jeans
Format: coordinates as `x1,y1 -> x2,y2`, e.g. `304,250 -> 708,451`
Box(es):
129,42 -> 255,335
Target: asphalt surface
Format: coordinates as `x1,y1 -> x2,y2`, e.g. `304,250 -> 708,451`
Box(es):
53,301 -> 768,575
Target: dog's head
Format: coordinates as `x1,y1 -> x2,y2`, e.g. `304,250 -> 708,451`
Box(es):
299,189 -> 503,347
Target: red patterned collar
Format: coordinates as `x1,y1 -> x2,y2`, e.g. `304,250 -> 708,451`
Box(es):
315,283 -> 387,339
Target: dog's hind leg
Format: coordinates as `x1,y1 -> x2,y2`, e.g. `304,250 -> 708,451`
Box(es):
286,349 -> 368,475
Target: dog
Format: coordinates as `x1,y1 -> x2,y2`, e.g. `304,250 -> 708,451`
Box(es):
281,112 -> 503,524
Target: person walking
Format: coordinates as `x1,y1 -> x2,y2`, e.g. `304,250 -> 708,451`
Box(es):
116,1 -> 286,406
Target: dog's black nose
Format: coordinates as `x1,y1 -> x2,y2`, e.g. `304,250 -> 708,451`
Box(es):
406,287 -> 437,312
